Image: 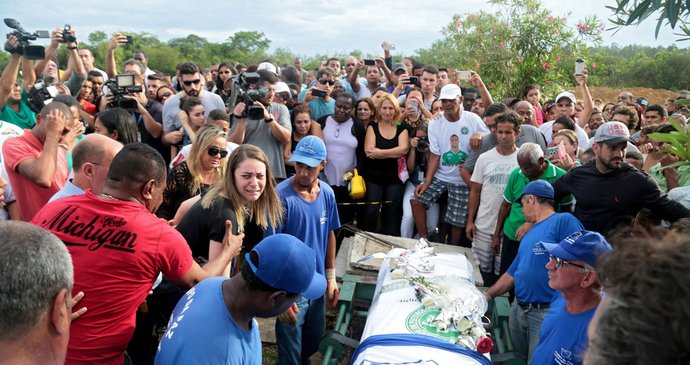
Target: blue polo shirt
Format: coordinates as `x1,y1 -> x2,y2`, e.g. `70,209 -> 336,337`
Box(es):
507,213 -> 583,303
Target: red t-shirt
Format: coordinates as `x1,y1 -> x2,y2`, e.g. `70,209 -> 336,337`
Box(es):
31,191 -> 194,365
3,129 -> 68,221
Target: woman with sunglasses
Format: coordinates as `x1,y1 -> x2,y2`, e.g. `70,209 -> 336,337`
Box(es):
176,144 -> 283,275
214,62 -> 235,104
156,85 -> 176,104
156,125 -> 228,220
304,67 -> 336,121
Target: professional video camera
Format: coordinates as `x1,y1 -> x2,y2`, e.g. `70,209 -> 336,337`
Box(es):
105,74 -> 143,111
3,18 -> 49,60
25,80 -> 59,113
227,72 -> 268,120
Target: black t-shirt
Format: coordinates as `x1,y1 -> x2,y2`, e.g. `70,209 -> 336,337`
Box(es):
553,160 -> 690,236
363,122 -> 407,184
176,197 -> 239,262
176,197 -> 265,263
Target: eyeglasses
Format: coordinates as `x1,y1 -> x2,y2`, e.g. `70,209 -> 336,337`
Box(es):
318,79 -> 335,85
549,255 -> 592,272
159,92 -> 173,99
207,146 -> 229,158
182,79 -> 201,86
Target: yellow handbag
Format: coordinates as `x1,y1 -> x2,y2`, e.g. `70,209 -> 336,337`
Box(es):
348,168 -> 366,199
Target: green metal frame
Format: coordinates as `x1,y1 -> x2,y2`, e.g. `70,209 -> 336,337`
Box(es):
319,274 -> 376,365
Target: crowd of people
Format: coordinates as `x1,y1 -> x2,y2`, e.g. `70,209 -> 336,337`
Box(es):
0,26 -> 689,365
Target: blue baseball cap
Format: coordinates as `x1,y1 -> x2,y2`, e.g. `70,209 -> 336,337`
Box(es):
289,135 -> 327,167
540,230 -> 612,268
245,234 -> 326,300
519,179 -> 554,201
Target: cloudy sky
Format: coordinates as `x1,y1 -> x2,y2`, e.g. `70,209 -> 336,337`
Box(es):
2,0 -> 683,57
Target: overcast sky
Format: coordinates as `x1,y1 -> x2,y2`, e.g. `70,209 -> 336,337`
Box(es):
2,0 -> 684,57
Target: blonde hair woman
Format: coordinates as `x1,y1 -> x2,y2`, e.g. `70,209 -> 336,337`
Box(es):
176,144 -> 283,275
361,92 -> 410,236
156,125 -> 227,220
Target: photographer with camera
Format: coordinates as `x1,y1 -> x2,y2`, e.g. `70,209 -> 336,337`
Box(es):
401,119 -> 439,238
34,26 -> 86,97
303,67 -> 336,121
0,34 -> 38,129
228,69 -> 292,180
163,62 -> 225,160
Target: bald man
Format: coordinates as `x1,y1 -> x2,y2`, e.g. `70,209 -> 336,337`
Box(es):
0,221 -> 75,365
49,134 -> 123,202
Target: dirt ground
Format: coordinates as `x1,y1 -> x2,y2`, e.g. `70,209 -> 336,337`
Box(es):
572,86 -> 677,106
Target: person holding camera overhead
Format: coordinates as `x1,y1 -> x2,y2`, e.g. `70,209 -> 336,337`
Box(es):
229,68 -> 292,181
33,25 -> 86,97
160,62 -> 225,160
0,33 -> 38,129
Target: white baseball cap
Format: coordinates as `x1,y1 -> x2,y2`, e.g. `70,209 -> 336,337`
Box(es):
438,84 -> 462,100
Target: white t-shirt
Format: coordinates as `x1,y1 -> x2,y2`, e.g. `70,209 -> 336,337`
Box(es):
538,120 -> 591,150
470,148 -> 519,233
428,111 -> 488,184
169,142 -> 239,169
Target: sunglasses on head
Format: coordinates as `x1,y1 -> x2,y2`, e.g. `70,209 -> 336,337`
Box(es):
183,79 -> 201,86
318,79 -> 335,85
549,255 -> 592,272
207,146 -> 228,158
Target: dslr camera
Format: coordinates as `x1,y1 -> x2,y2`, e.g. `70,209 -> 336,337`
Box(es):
417,136 -> 429,151
229,72 -> 267,120
61,24 -> 76,43
4,18 -> 49,60
105,74 -> 143,110
26,80 -> 59,113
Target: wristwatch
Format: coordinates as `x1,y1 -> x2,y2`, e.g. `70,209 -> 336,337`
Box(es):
265,117 -> 274,123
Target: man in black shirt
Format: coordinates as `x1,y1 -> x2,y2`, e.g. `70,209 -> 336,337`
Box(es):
553,121 -> 690,236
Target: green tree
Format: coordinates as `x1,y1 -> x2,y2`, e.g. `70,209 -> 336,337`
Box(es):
416,0 -> 603,98
87,30 -> 107,45
168,35 -> 209,57
608,0 -> 690,40
222,31 -> 271,64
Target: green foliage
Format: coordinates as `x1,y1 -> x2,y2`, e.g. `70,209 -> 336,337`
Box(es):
649,120 -> 690,180
607,0 -> 690,40
416,0 -> 603,99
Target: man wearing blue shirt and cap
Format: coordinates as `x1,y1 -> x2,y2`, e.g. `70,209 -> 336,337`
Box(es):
154,234 -> 326,365
483,179 -> 584,362
532,230 -> 612,365
270,135 -> 341,365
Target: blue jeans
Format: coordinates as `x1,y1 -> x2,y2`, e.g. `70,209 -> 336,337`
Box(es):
509,301 -> 548,363
275,295 -> 326,365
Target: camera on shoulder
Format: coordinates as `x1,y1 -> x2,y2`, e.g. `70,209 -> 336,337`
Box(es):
3,18 -> 49,60
229,72 -> 268,120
